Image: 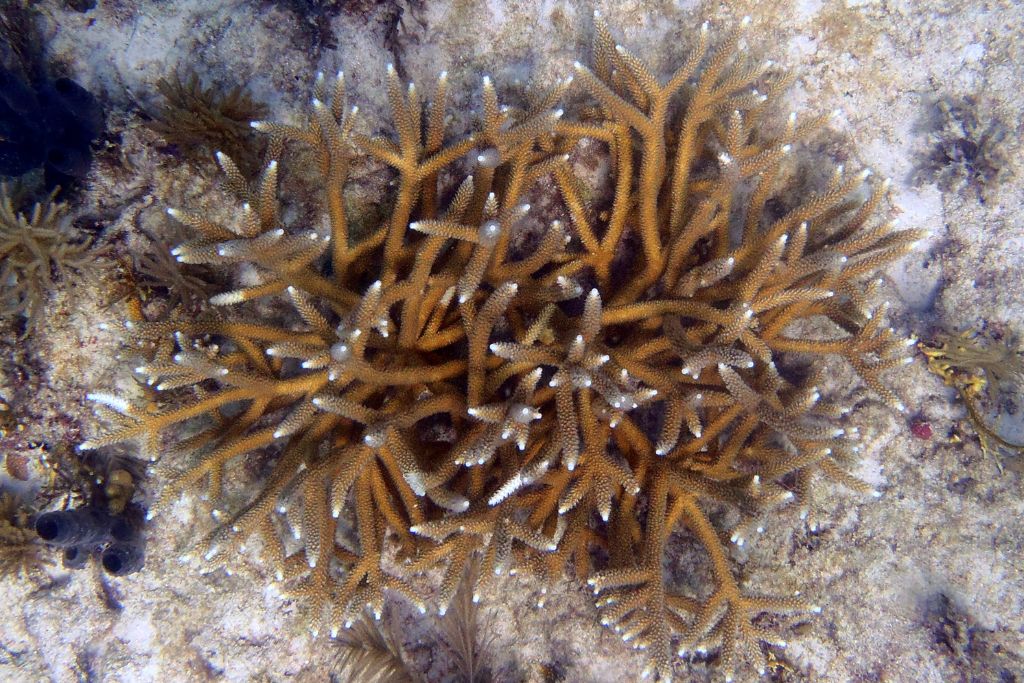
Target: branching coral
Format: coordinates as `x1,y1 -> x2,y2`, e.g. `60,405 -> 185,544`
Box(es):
81,15 -> 923,680
0,183 -> 92,334
131,223 -> 220,316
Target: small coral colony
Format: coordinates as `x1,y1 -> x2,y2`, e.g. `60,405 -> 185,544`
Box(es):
71,13 -> 922,681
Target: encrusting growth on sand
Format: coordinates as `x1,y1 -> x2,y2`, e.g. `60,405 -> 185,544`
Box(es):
80,14 -> 923,680
921,329 -> 1024,463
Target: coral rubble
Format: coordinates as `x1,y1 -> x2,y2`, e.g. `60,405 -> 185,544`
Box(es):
81,15 -> 922,681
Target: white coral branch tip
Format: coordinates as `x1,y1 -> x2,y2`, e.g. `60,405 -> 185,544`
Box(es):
86,392 -> 132,415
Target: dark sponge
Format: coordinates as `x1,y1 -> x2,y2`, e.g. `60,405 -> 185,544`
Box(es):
35,507 -> 113,547
100,541 -> 145,576
0,66 -> 102,189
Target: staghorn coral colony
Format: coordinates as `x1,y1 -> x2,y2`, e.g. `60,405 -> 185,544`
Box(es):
80,15 -> 923,681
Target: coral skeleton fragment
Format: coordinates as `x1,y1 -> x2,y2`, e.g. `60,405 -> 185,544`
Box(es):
81,16 -> 922,680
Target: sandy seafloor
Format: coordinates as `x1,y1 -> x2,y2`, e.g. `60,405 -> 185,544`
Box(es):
1,0 -> 1023,681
